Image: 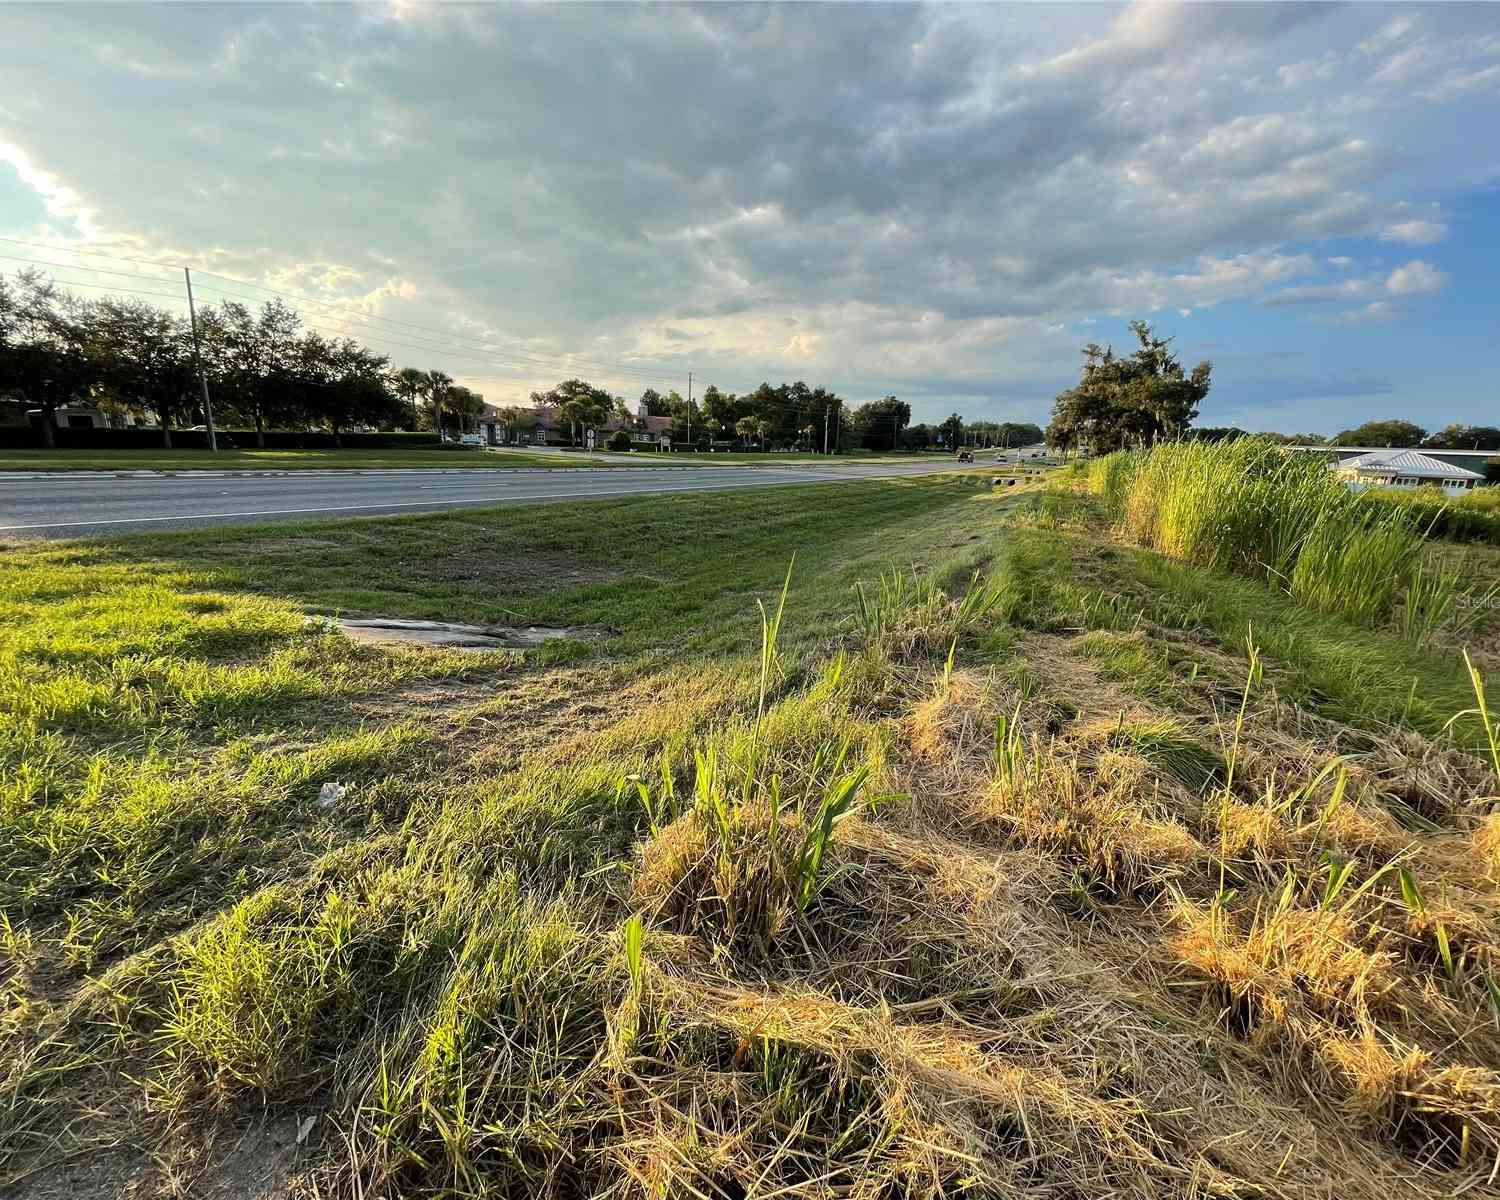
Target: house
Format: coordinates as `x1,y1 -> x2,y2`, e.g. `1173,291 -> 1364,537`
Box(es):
478,404 -> 674,448
1332,449 -> 1485,493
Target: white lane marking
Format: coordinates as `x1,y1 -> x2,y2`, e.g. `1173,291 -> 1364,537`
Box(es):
0,476 -> 906,532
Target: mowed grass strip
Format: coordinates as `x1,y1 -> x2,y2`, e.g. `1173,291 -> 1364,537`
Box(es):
78,474 -> 1001,654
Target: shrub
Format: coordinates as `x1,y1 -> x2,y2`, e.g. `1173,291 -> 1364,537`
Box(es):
607,429 -> 633,451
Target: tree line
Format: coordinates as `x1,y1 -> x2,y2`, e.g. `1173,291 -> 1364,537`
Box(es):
4,268 -> 1046,454
508,380 -> 1039,452
0,269 -> 488,448
1193,420 -> 1500,451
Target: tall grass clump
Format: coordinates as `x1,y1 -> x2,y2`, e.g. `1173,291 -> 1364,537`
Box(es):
1082,449 -> 1141,514
1092,439 -> 1428,626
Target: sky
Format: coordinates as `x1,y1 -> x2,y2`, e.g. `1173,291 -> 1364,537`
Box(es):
2,1 -> 1497,434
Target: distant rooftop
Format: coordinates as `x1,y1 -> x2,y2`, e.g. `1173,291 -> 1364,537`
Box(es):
1336,449 -> 1485,480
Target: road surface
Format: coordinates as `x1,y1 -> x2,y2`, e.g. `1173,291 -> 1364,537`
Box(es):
0,461 -> 979,538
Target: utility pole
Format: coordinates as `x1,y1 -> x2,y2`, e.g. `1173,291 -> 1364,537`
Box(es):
823,405 -> 830,455
183,268 -> 217,452
686,370 -> 693,448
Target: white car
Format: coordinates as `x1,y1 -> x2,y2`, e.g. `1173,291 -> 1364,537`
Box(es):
460,433 -> 483,446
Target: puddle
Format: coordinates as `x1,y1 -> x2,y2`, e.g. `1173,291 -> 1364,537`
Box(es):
328,617 -> 610,651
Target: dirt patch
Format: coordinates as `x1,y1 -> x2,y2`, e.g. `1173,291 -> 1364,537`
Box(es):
333,617 -> 612,651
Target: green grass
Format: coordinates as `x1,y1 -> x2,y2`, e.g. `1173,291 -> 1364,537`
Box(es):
85,476 -> 996,656
1361,484 -> 1500,544
4,471 -> 1500,1197
0,447 -> 614,471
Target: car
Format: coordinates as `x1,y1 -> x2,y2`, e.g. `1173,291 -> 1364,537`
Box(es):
956,449 -> 974,463
460,432 -> 483,446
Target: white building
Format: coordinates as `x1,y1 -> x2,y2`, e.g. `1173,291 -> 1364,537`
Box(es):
1333,449 -> 1485,493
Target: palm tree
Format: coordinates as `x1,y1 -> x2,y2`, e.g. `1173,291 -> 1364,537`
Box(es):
735,415 -> 757,448
754,417 -> 772,449
393,366 -> 427,430
800,423 -> 816,451
426,369 -> 453,439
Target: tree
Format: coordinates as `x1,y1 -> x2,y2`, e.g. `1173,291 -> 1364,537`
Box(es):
734,415 -> 757,447
392,367 -> 428,430
1332,419 -> 1426,447
938,413 -> 965,448
85,298 -> 197,448
701,384 -> 741,431
1190,427 -> 1248,444
0,270 -> 92,447
445,385 -> 485,434
532,378 -> 612,446
852,395 -> 911,451
1047,321 -> 1211,454
638,387 -> 671,417
799,423 -> 816,449
199,298 -> 303,446
900,422 -> 935,451
1424,424 -> 1500,452
497,404 -> 539,444
426,369 -> 454,438
995,421 -> 1044,448
309,338 -> 399,446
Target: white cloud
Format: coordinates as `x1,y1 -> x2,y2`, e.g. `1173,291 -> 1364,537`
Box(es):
1380,219 -> 1448,245
1277,53 -> 1339,88
1357,16 -> 1419,56
1314,301 -> 1397,326
1385,260 -> 1447,295
1420,63 -> 1500,102
1263,279 -> 1373,306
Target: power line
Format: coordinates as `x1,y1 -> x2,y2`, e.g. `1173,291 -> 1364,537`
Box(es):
286,316 -> 677,390
0,235 -> 185,272
0,235 -> 684,385
8,276 -> 191,304
194,277 -> 675,382
190,278 -> 671,383
0,252 -> 180,286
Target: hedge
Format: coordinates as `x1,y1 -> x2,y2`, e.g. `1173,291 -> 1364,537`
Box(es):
0,426 -> 441,451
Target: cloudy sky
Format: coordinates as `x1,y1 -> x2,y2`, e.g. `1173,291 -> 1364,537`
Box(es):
2,2 -> 1497,432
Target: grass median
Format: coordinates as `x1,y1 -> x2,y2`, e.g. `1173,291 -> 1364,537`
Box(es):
4,471 -> 1500,1199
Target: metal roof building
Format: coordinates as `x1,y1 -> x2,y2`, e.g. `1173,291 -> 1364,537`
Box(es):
1333,449 -> 1485,492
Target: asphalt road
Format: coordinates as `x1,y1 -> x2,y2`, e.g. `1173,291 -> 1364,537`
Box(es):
0,460 -> 976,538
